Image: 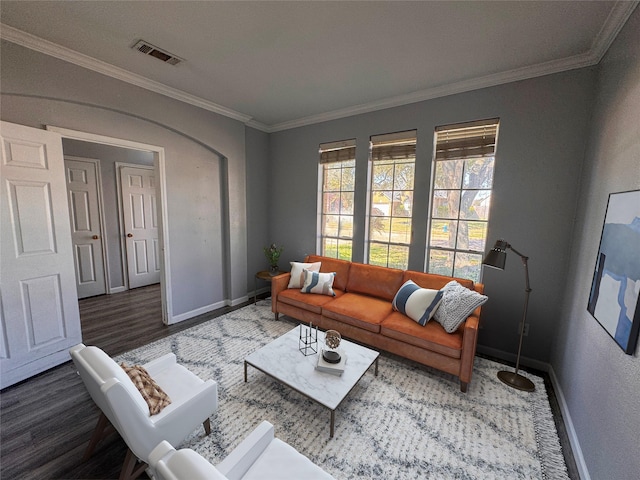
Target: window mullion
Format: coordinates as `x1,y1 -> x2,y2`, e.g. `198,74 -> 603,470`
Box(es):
427,120 -> 499,282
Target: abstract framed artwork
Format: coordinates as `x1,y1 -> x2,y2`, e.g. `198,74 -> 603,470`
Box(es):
587,189 -> 640,355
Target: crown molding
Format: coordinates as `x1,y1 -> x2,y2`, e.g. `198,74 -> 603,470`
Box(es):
245,119 -> 273,133
268,1 -> 638,133
2,1 -> 637,134
590,1 -> 639,62
0,23 -> 254,125
268,50 -> 598,132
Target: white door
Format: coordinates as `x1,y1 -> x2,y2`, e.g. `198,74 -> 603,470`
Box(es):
65,157 -> 107,299
120,165 -> 160,289
0,121 -> 82,389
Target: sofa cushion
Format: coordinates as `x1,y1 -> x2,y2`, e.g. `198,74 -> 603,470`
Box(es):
434,280 -> 488,333
381,311 -> 463,358
288,261 -> 322,289
402,270 -> 474,290
301,270 -> 336,296
279,288 -> 343,314
392,280 -> 443,326
305,255 -> 352,291
321,293 -> 392,333
346,262 -> 404,301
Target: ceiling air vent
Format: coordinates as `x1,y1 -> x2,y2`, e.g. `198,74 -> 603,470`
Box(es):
131,40 -> 184,66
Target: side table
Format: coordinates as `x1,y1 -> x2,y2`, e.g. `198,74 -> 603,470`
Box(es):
254,270 -> 284,304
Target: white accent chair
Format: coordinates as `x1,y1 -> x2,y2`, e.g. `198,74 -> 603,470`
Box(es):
148,420 -> 335,480
69,344 -> 218,480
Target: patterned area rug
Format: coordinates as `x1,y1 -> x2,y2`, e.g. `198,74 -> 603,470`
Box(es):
117,301 -> 569,480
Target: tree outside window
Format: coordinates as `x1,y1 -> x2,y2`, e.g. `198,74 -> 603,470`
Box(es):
319,140 -> 355,260
368,131 -> 417,269
427,120 -> 499,282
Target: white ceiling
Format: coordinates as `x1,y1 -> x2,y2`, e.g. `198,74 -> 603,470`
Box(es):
1,1 -> 637,132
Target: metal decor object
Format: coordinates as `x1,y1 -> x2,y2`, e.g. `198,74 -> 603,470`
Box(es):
298,322 -> 318,356
325,330 -> 341,349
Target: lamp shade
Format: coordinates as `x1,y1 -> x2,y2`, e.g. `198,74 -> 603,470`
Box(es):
483,240 -> 508,270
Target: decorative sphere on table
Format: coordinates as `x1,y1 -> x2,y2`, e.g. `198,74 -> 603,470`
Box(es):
325,330 -> 341,350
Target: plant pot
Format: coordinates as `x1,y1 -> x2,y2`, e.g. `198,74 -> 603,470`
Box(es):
269,265 -> 279,276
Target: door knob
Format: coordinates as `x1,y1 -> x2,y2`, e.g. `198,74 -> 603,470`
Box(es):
92,235 -> 99,240
127,233 -> 133,238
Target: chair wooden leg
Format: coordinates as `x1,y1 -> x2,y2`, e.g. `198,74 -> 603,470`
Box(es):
203,417 -> 211,436
119,448 -> 148,480
83,412 -> 114,461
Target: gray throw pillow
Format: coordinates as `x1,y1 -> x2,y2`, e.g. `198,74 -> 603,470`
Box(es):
434,280 -> 488,333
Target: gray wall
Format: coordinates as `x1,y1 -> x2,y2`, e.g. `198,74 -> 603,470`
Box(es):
245,127 -> 271,294
62,139 -> 154,290
1,40 -> 248,320
550,7 -> 640,480
269,68 -> 596,366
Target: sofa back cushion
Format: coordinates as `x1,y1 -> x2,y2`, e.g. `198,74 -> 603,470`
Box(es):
403,271 -> 474,291
305,255 -> 351,291
346,262 -> 404,301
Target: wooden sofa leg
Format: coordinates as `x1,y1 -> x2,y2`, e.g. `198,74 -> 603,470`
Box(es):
83,412 -> 114,461
274,312 -> 279,321
119,448 -> 148,480
460,381 -> 468,393
203,418 -> 211,436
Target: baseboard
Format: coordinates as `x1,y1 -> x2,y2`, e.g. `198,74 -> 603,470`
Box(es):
476,344 -> 549,372
247,286 -> 271,304
548,366 -> 590,480
229,295 -> 250,307
169,300 -> 228,324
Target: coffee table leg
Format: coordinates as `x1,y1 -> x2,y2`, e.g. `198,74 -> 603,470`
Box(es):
244,361 -> 248,382
330,410 -> 335,438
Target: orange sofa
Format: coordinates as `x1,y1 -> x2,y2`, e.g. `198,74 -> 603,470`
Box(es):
271,255 -> 485,392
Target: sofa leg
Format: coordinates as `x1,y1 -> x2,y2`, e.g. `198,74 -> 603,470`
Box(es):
203,418 -> 211,436
274,312 -> 279,321
460,381 -> 468,393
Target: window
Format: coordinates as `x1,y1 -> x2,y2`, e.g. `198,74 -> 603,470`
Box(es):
367,131 -> 416,269
427,119 -> 499,282
319,140 -> 356,260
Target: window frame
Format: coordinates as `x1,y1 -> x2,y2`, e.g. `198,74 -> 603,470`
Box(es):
426,119 -> 500,282
366,130 -> 417,270
317,139 -> 356,261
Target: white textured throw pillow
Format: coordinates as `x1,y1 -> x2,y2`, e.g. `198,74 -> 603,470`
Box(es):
288,261 -> 322,289
392,280 -> 443,326
434,280 -> 488,333
301,269 -> 336,296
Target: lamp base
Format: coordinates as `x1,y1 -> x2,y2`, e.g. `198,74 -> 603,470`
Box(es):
497,370 -> 535,392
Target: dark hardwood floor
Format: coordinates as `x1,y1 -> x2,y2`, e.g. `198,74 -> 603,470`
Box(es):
0,284 -> 580,479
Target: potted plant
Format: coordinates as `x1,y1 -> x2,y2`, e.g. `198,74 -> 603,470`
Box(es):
263,243 -> 284,276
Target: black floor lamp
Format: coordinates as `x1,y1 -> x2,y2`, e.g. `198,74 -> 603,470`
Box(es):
482,239 -> 535,392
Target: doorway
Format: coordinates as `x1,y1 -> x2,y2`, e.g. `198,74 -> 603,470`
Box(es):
50,125 -> 172,324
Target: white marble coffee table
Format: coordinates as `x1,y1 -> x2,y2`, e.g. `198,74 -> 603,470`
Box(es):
244,326 -> 379,438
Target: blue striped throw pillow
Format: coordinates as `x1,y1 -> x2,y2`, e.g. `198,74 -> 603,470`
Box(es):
301,270 -> 336,296
392,280 -> 443,326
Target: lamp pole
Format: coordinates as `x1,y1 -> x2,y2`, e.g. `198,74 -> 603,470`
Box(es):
497,244 -> 535,392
